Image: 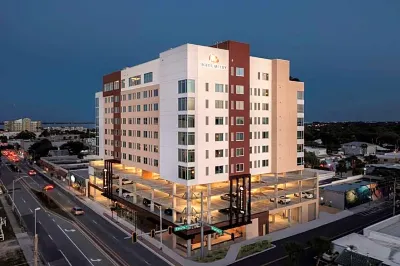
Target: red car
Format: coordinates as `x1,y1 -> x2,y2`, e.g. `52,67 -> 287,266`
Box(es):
28,170 -> 37,176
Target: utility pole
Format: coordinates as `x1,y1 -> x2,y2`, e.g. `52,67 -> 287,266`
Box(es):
200,191 -> 204,259
394,176 -> 397,216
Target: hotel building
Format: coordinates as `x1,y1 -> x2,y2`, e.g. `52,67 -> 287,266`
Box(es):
92,40 -> 318,255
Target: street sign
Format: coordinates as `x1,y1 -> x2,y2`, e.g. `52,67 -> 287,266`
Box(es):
211,226 -> 223,235
174,225 -> 190,232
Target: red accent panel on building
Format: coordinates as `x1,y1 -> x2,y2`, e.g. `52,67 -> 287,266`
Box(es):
214,41 -> 250,176
103,71 -> 121,161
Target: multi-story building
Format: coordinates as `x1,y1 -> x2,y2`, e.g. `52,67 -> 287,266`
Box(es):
91,40 -> 318,256
4,118 -> 42,132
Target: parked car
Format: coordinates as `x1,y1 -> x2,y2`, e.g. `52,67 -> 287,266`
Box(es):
220,193 -> 237,201
28,170 -> 37,176
322,251 -> 339,262
294,192 -> 314,199
122,191 -> 134,198
164,208 -> 181,216
71,206 -> 84,216
218,206 -> 238,215
122,178 -> 133,185
270,196 -> 291,204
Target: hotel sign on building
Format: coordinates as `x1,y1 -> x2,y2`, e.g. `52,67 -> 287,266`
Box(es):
200,54 -> 227,70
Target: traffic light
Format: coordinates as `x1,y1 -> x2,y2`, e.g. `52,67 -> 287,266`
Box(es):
231,233 -> 235,241
168,226 -> 172,235
150,229 -> 155,238
132,232 -> 137,243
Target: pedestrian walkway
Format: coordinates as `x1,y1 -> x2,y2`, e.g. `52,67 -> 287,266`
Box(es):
0,195 -> 43,266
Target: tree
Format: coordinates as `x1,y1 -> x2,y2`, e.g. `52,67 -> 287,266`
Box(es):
336,160 -> 347,178
0,136 -> 7,143
304,151 -> 320,168
29,139 -> 53,159
15,130 -> 36,140
60,141 -> 88,155
39,129 -> 50,137
308,236 -> 332,266
284,241 -> 303,266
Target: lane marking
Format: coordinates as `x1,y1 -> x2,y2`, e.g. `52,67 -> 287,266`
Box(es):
57,224 -> 95,266
38,221 -> 41,225
48,235 -> 53,240
52,219 -> 55,222
22,198 -> 26,203
29,208 -> 33,213
59,250 -> 72,266
64,229 -> 76,233
92,220 -> 98,225
90,259 -> 102,262
112,236 -> 118,241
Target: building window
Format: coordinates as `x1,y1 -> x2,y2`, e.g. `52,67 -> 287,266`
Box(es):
262,73 -> 269,80
262,145 -> 269,153
215,84 -> 224,93
262,131 -> 269,139
236,67 -> 244,77
178,166 -> 195,180
236,163 -> 244,172
262,103 -> 269,110
297,131 -> 304,139
129,75 -> 141,86
297,91 -> 304,100
297,157 -> 304,166
153,103 -> 159,111
215,133 -> 223,141
236,148 -> 244,157
236,117 -> 244,125
144,72 -> 153,83
215,117 -> 224,125
215,100 -> 224,109
215,150 -> 224,158
205,83 -> 209,91
297,117 -> 304,126
178,149 -> 195,162
121,79 -> 125,88
215,166 -> 224,174
297,104 -> 304,113
178,132 -> 195,145
178,79 -> 195,93
205,167 -> 209,176
297,144 -> 304,152
178,97 -> 195,111
262,117 -> 269,125
235,85 -> 244,94
153,89 -> 159,97
262,89 -> 269,96
236,132 -> 244,141
178,115 -> 195,128
262,160 -> 269,167
154,159 -> 159,167
236,101 -> 244,110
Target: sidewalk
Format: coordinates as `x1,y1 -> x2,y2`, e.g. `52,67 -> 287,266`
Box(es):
0,195 -> 42,266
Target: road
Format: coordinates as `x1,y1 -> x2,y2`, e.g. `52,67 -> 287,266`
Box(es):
230,201 -> 399,266
16,160 -> 170,266
0,161 -> 116,266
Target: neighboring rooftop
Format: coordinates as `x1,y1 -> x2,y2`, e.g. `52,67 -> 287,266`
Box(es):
322,180 -> 370,192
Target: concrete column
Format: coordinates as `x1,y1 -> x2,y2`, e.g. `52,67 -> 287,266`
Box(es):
172,234 -> 177,249
172,183 -> 177,223
274,184 -> 278,209
288,209 -> 292,226
85,179 -> 89,197
272,214 -> 275,223
186,186 -> 191,257
299,180 -> 302,203
132,183 -> 137,203
207,184 -> 212,251
150,189 -> 155,212
119,176 -> 123,197
93,177 -> 97,197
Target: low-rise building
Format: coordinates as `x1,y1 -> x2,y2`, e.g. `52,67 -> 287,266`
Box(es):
4,118 -> 42,132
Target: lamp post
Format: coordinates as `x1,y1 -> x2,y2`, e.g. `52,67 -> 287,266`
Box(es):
155,205 -> 163,249
12,176 -> 24,211
34,207 -> 40,266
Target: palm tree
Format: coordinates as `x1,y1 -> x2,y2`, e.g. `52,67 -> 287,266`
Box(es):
284,241 -> 303,266
308,236 -> 332,266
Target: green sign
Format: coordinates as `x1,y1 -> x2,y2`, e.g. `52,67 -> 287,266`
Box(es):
211,226 -> 223,235
174,225 -> 190,232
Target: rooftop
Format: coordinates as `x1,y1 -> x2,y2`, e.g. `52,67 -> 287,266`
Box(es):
322,180 -> 370,192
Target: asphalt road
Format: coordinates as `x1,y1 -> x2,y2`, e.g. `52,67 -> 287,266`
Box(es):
17,160 -> 170,266
0,160 -> 116,266
230,201 -> 399,266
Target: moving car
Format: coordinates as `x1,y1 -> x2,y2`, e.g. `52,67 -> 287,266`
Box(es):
71,206 -> 84,216
220,193 -> 237,201
270,196 -> 291,204
122,178 -> 133,185
294,192 -> 314,199
28,170 -> 37,176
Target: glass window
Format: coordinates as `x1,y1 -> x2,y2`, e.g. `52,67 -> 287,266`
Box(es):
215,100 -> 224,109
215,150 -> 223,158
262,103 -> 269,110
236,148 -> 244,157
262,145 -> 269,153
144,72 -> 153,83
262,160 -> 269,167
262,117 -> 269,125
129,75 -> 141,86
297,144 -> 304,152
236,101 -> 244,110
262,131 -> 269,139
215,166 -> 224,174
178,166 -> 195,180
205,83 -> 209,91
262,73 -> 269,80
215,133 -> 223,141
236,163 -> 244,172
121,79 -> 126,88
236,85 -> 244,94
154,89 -> 159,97
297,117 -> 304,126
297,131 -> 304,139
262,89 -> 269,96
178,79 -> 195,93
215,117 -> 224,125
178,149 -> 195,162
179,115 -> 195,128
215,84 -> 224,92
297,104 -> 304,113
297,157 -> 304,166
236,117 -> 244,125
236,132 -> 244,141
236,67 -> 244,77
297,91 -> 304,100
178,132 -> 195,145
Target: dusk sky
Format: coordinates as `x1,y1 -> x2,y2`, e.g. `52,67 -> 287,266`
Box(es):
1,0 -> 399,122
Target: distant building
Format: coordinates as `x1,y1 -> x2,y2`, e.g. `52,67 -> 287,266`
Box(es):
341,141 -> 387,156
304,146 -> 327,157
4,118 -> 42,132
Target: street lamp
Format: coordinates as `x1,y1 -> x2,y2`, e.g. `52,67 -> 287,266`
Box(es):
155,205 -> 163,249
34,207 -> 40,266
12,176 -> 24,211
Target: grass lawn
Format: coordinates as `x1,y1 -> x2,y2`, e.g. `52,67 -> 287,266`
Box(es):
236,240 -> 273,260
193,247 -> 229,263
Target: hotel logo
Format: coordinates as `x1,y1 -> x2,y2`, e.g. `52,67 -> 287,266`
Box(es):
200,54 -> 227,70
